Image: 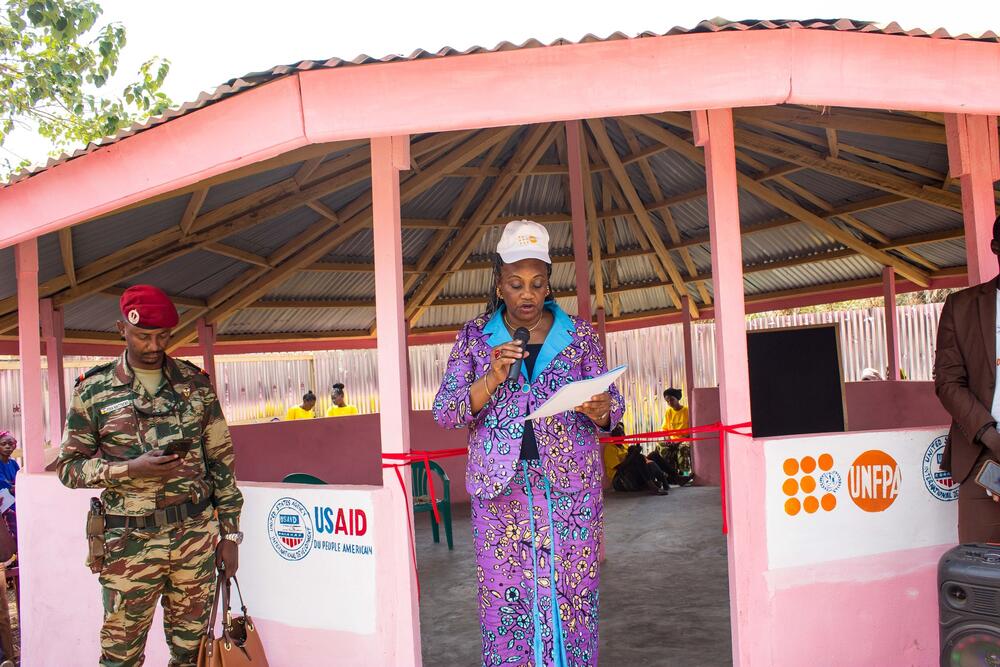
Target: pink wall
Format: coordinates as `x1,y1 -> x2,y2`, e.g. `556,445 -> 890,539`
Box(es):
769,544 -> 947,665
691,382 -> 950,487
231,411 -> 471,504
691,387 -> 723,486
18,474 -> 427,666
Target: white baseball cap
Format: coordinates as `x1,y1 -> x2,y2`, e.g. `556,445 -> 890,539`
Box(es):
496,219 -> 551,264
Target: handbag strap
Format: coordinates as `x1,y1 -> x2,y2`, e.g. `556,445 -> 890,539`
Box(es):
204,569 -> 226,647
229,575 -> 250,617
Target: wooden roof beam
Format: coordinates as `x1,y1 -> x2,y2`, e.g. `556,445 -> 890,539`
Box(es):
407,124 -> 560,327
167,128 -> 518,349
588,118 -> 691,315
621,115 -> 932,287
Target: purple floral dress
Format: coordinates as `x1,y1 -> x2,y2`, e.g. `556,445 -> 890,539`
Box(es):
434,304 -> 624,666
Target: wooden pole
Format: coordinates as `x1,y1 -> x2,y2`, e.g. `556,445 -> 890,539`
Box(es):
882,268 -> 901,381
40,299 -> 66,447
566,120 -> 593,321
680,295 -> 696,414
371,134 -> 421,666
196,318 -> 218,388
16,240 -> 44,473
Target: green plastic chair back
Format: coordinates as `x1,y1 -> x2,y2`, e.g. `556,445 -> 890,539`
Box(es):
282,472 -> 328,485
411,460 -> 453,550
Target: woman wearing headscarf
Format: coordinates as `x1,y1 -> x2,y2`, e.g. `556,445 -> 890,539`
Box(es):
433,220 -> 624,667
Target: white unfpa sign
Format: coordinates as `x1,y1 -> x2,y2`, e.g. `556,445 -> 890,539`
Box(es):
765,429 -> 958,570
238,484 -> 377,634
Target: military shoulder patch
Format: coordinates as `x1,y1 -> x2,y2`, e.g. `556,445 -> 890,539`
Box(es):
177,359 -> 212,386
75,360 -> 116,387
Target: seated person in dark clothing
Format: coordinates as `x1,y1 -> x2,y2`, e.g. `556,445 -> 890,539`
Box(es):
613,444 -> 670,495
648,448 -> 694,487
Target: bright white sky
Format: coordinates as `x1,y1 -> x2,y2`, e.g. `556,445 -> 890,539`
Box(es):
4,0 -> 1000,168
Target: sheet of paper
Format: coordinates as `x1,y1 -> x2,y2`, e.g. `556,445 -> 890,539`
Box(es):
0,489 -> 14,514
526,365 -> 628,420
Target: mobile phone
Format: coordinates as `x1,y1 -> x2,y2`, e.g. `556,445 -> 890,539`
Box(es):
975,460 -> 1000,495
161,439 -> 194,458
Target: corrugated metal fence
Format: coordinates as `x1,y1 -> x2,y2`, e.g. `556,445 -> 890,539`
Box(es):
0,303 -> 944,445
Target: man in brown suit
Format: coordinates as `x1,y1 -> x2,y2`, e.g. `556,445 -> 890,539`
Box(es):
935,214 -> 1000,543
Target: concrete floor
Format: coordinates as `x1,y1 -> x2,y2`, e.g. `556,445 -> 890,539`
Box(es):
416,486 -> 732,666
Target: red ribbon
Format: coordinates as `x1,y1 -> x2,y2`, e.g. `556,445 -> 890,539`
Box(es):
379,421 -> 751,592
381,447 -> 468,595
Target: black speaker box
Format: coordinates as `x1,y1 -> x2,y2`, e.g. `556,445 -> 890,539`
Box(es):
939,544 -> 1000,666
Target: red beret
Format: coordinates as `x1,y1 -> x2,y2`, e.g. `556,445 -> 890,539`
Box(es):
119,285 -> 179,329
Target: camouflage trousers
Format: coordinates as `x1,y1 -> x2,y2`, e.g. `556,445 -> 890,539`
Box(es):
98,513 -> 218,667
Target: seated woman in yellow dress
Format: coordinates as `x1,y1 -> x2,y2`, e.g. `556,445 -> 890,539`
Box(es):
285,390 -> 317,420
326,383 -> 360,417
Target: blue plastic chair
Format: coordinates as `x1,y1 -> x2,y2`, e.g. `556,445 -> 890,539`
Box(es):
411,460 -> 453,550
282,472 -> 328,484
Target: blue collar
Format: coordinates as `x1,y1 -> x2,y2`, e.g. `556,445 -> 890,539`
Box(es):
483,303 -> 576,382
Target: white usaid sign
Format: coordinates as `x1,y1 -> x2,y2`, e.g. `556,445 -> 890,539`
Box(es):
765,428 -> 957,570
238,484 -> 376,633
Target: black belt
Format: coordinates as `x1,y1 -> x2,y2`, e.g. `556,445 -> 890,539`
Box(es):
104,497 -> 211,530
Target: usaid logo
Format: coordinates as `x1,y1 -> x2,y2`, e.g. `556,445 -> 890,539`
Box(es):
267,497 -> 314,561
922,436 -> 958,502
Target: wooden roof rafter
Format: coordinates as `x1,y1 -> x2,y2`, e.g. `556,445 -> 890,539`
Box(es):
167,128 -> 518,349
406,123 -> 561,328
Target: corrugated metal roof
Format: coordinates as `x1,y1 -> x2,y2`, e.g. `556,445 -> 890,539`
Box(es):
852,199 -> 964,237
0,41 -> 974,340
9,17 -> 996,185
71,194 -> 189,267
913,239 -> 966,268
200,162 -> 302,215
218,306 -> 376,335
264,271 -> 375,300
744,254 -> 884,295
121,250 -> 247,299
224,206 -> 325,257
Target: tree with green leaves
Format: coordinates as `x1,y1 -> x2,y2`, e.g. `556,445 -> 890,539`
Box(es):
1,0 -> 171,173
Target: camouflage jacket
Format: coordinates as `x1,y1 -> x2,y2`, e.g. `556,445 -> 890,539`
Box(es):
57,352 -> 243,533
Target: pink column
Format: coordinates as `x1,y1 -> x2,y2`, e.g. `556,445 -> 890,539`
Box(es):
566,120 -> 593,322
40,299 -> 66,447
944,114 -> 1000,285
694,108 -> 761,667
882,268 -> 900,381
196,318 -> 218,387
16,240 -> 44,473
371,134 -> 421,665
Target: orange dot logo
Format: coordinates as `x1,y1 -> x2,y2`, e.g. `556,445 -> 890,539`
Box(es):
847,450 -> 900,512
781,453 -> 837,516
783,458 -> 799,476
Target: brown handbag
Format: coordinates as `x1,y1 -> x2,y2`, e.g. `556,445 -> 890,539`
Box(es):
197,575 -> 269,667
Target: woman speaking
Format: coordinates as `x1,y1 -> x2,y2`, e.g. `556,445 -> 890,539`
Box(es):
433,220 -> 624,667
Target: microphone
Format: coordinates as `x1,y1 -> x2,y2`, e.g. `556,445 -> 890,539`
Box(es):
507,327 -> 531,381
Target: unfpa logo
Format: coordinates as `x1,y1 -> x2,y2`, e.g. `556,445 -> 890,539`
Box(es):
847,450 -> 900,512
782,454 -> 838,516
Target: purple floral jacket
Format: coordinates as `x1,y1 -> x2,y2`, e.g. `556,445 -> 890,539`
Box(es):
433,303 -> 625,500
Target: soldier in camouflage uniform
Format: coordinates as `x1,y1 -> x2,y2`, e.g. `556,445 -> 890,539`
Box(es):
57,285 -> 243,667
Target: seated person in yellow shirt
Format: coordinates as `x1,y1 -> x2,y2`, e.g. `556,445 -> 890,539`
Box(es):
286,391 -> 317,420
648,387 -> 694,486
326,383 -> 360,417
